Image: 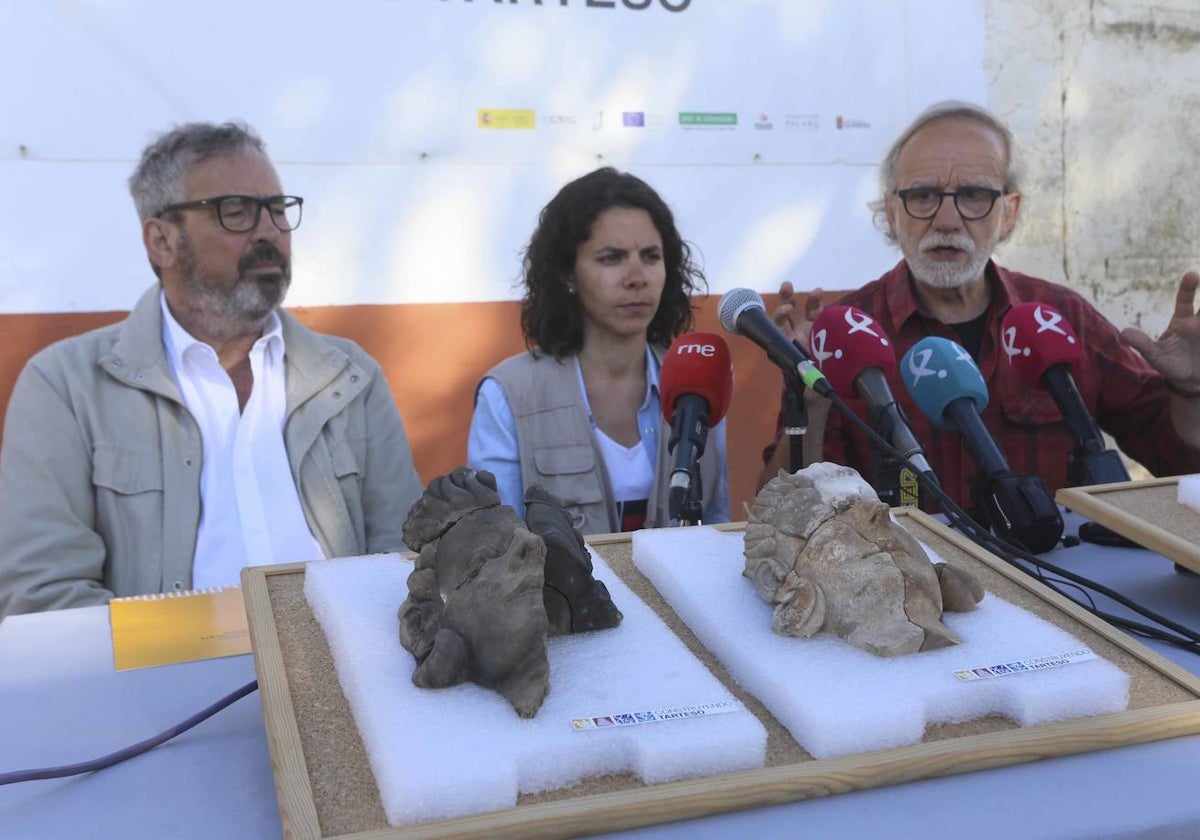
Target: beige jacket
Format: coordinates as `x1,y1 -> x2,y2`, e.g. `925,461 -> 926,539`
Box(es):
485,349 -> 722,535
0,287 -> 424,616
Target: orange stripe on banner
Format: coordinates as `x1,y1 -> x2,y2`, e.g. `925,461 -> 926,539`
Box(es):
0,293 -> 833,520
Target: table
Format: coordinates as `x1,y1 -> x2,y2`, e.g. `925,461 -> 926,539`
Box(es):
3,511 -> 1200,840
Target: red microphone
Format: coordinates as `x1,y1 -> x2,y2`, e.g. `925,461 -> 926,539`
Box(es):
1001,301 -> 1083,386
659,333 -> 733,523
1001,302 -> 1128,484
810,307 -> 936,504
660,332 -> 733,424
810,305 -> 896,394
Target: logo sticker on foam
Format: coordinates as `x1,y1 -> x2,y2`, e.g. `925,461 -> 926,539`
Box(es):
571,699 -> 741,731
954,647 -> 1097,681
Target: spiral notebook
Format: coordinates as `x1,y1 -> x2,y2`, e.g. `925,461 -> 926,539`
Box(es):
109,585 -> 251,671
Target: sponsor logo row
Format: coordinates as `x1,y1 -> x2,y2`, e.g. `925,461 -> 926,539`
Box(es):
477,109 -> 873,131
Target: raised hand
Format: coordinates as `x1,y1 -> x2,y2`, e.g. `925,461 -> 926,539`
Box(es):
1122,272 -> 1200,396
772,280 -> 823,351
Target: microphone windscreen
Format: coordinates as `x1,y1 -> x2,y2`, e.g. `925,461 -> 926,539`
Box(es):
1000,301 -> 1083,388
809,305 -> 897,395
717,288 -> 765,335
900,336 -> 989,430
660,332 -> 734,425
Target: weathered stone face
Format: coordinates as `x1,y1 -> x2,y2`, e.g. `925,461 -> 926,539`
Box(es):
745,464 -> 984,657
400,469 -> 551,717
398,469 -> 621,718
525,484 -> 623,636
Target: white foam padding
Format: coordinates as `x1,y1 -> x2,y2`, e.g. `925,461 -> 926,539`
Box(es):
1178,474 -> 1200,514
304,551 -> 767,827
632,527 -> 1130,760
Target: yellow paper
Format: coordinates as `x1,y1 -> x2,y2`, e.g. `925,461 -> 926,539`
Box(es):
110,585 -> 250,671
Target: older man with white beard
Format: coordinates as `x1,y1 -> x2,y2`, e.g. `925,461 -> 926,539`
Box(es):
0,121 -> 424,616
761,100 -> 1200,511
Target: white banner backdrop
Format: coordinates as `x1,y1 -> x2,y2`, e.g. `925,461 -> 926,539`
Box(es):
0,0 -> 985,312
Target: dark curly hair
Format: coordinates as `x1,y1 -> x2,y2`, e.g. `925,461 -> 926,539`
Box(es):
520,167 -> 706,358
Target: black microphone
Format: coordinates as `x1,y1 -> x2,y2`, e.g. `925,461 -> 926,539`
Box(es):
659,333 -> 734,524
810,305 -> 938,505
1001,302 -> 1130,486
717,288 -> 834,397
900,336 -> 1063,553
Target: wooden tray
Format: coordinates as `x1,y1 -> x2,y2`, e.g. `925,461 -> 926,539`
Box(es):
241,511 -> 1200,840
1057,477 -> 1200,573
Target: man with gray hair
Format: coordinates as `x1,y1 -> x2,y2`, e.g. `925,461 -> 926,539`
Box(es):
0,121 -> 424,616
762,100 -> 1200,512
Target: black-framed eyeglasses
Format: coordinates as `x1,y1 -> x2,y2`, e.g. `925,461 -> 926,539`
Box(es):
156,194 -> 303,233
894,186 -> 1003,221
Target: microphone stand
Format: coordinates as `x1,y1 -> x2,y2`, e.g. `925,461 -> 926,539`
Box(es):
781,368 -> 809,474
668,424 -> 708,526
1068,447 -> 1131,487
678,471 -> 704,526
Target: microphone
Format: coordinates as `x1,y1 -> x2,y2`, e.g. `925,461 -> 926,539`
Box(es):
810,305 -> 937,506
717,288 -> 834,397
900,336 -> 1063,553
1001,302 -> 1130,486
659,332 -> 734,524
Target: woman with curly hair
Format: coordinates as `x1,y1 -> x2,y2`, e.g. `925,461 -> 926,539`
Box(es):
468,167 -> 729,535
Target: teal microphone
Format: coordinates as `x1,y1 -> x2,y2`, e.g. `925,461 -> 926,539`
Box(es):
900,336 -> 1063,553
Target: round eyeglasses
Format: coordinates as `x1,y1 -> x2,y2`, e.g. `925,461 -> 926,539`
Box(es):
156,194 -> 303,233
894,186 -> 1003,221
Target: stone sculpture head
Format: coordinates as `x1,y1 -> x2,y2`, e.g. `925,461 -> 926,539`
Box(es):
744,463 -> 983,657
398,469 -> 622,718
400,468 -> 550,717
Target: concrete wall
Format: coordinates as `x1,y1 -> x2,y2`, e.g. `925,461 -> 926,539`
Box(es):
987,0 -> 1200,334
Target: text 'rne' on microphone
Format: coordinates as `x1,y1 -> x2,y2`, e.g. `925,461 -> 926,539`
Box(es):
659,332 -> 733,525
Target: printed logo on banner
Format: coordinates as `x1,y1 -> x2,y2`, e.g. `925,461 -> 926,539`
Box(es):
477,109 -> 536,130
542,113 -> 578,126
622,111 -> 646,127
836,115 -> 872,130
754,112 -> 774,130
785,114 -> 820,131
679,112 -> 738,129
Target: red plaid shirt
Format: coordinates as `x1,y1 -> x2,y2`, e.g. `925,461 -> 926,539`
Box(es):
774,260 -> 1200,509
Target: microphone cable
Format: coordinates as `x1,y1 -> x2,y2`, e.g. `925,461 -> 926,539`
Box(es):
0,679 -> 259,786
816,380 -> 1200,655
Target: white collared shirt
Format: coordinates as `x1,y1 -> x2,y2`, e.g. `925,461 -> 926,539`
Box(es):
160,293 -> 325,589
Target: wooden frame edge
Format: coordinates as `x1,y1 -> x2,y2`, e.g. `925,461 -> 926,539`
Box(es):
895,507 -> 1200,695
246,523 -> 1200,839
322,700 -> 1200,840
242,564 -> 323,840
1055,479 -> 1200,573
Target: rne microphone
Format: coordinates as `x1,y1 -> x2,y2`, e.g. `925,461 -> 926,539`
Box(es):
1001,302 -> 1130,486
659,332 -> 734,524
717,288 -> 834,397
810,305 -> 937,506
900,336 -> 1063,553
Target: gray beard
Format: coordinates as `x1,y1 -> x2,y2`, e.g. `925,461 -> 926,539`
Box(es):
176,235 -> 290,339
903,234 -> 991,291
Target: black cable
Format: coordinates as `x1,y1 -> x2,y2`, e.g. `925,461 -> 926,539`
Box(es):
0,680 -> 259,786
821,387 -> 1200,654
